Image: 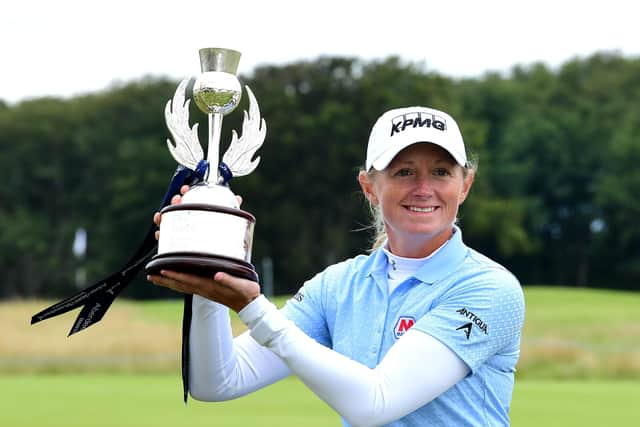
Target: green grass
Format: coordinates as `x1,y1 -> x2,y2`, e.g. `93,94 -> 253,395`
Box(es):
4,288 -> 640,425
0,374 -> 638,426
522,286 -> 640,335
0,374 -> 338,427
511,380 -> 640,426
518,286 -> 640,379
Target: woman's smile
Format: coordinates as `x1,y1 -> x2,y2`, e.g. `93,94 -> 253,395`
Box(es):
405,205 -> 438,213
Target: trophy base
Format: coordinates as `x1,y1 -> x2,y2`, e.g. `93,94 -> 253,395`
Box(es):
145,252 -> 259,282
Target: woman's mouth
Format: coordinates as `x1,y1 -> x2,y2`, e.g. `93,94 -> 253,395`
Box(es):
406,206 -> 437,213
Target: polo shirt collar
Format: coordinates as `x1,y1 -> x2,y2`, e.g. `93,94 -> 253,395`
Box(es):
366,226 -> 468,286
413,226 -> 468,284
366,246 -> 390,288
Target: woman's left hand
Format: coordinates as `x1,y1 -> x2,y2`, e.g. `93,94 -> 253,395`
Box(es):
147,270 -> 261,313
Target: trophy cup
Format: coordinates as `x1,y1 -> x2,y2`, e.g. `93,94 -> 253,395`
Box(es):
145,48 -> 266,281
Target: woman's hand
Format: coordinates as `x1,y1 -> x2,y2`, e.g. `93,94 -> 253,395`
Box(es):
148,270 -> 260,313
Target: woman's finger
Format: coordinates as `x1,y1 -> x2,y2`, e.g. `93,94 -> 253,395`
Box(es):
147,274 -> 192,294
148,270 -> 260,312
180,185 -> 190,195
213,271 -> 256,290
160,270 -> 211,288
156,270 -> 219,298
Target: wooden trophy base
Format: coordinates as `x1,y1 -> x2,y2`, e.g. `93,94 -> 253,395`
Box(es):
145,252 -> 259,282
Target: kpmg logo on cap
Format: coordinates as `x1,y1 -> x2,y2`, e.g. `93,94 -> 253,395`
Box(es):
390,112 -> 446,137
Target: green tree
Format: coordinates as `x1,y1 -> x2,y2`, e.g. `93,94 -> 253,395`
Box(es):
2,53 -> 640,298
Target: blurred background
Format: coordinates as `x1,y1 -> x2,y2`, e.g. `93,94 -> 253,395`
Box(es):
1,1 -> 638,425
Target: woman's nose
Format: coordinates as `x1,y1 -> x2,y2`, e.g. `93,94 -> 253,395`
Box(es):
412,175 -> 434,196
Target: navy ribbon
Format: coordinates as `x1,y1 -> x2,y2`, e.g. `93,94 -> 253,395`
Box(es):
31,164 -> 206,401
218,161 -> 233,185
194,159 -> 209,182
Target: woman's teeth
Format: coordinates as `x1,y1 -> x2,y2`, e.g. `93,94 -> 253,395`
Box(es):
408,206 -> 435,213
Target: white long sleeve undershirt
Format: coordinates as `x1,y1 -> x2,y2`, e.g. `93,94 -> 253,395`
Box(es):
188,295 -> 290,401
189,294 -> 469,427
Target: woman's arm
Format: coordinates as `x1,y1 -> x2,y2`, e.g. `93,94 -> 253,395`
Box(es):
240,295 -> 469,427
188,295 -> 291,401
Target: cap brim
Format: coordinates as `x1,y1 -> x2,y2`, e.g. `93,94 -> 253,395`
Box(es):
369,140 -> 467,171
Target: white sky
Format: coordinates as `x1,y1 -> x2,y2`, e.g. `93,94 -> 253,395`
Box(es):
2,0 -> 638,104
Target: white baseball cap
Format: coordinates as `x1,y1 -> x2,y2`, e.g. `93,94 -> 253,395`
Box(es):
365,106 -> 467,171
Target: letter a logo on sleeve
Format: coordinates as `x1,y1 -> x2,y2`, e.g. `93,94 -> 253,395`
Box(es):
456,322 -> 473,340
393,316 -> 416,339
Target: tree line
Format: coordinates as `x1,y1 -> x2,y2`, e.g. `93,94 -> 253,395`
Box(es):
1,52 -> 639,299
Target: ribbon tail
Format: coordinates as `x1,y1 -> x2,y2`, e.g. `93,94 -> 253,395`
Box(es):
31,291 -> 91,325
30,270 -> 123,325
67,252 -> 154,336
182,293 -> 193,403
67,284 -> 124,336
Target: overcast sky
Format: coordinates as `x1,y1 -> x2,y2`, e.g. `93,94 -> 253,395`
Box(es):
2,0 -> 638,104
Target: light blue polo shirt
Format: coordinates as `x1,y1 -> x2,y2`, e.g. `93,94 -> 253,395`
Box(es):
282,227 -> 525,426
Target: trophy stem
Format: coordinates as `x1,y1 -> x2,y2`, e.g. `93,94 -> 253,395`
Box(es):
207,112 -> 223,180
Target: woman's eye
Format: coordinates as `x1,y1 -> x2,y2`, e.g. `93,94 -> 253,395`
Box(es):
433,168 -> 450,177
395,168 -> 413,177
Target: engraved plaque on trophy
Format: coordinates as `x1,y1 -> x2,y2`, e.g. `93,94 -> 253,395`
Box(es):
145,48 -> 266,281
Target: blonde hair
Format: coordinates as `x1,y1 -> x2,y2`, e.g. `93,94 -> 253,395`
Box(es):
363,156 -> 477,251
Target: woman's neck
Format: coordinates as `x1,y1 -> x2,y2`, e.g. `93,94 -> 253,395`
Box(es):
386,227 -> 453,258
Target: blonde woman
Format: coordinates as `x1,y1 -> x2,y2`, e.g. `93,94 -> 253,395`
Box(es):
149,106 -> 525,426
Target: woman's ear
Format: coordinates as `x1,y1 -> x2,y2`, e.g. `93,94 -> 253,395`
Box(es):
358,171 -> 378,205
458,169 -> 475,205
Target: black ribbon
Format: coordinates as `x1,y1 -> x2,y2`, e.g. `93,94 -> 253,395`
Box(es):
31,163 -> 206,403
181,293 -> 193,403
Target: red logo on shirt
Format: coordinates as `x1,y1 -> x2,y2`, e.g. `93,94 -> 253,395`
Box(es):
393,316 -> 416,339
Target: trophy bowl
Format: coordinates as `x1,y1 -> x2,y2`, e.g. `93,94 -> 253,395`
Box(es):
145,48 -> 265,282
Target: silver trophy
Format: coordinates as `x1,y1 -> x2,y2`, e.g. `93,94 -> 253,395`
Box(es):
145,48 -> 266,281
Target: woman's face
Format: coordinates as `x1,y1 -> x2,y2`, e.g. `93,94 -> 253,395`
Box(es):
359,143 -> 474,257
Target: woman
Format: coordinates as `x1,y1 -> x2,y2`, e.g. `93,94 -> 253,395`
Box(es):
148,106 -> 525,426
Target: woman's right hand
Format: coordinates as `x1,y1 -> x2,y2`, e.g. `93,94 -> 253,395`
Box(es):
154,184 -> 190,241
